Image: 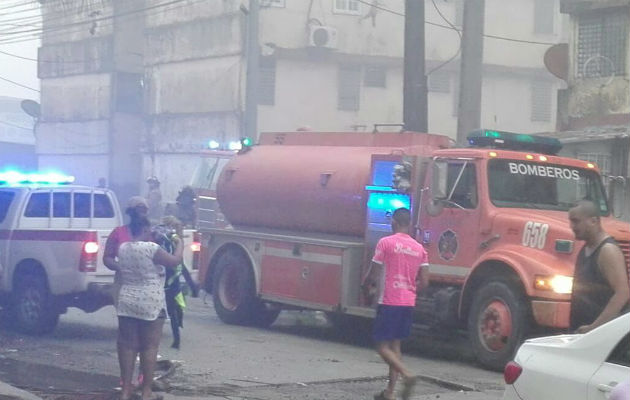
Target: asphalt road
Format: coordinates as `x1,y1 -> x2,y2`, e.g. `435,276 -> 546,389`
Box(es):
0,294 -> 504,399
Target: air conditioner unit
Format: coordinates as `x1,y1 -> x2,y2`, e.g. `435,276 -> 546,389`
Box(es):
308,25 -> 338,49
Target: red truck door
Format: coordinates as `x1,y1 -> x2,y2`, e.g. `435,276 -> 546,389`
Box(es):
419,158 -> 482,284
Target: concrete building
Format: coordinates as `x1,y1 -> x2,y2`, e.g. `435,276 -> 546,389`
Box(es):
546,0 -> 629,221
37,0 -> 567,201
0,96 -> 36,171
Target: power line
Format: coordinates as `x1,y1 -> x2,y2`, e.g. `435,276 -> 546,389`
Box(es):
0,0 -> 205,46
427,0 -> 461,75
354,0 -> 556,45
0,75 -> 39,92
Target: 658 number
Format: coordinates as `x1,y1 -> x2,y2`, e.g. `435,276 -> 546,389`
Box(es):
522,221 -> 549,249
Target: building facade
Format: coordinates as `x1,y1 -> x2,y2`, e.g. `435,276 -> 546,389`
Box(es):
550,0 -> 629,221
37,0 -> 567,201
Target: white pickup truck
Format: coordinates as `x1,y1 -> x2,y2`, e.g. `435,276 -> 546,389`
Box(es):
0,183 -> 123,334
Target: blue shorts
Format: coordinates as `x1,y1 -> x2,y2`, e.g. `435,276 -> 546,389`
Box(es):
372,304 -> 414,342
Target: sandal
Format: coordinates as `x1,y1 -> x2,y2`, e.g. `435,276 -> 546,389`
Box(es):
373,390 -> 395,400
401,376 -> 418,400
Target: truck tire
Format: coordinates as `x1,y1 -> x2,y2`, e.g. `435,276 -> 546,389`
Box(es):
467,280 -> 528,371
212,251 -> 279,327
11,274 -> 59,335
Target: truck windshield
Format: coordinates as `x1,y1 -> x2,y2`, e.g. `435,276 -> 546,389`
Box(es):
488,159 -> 609,215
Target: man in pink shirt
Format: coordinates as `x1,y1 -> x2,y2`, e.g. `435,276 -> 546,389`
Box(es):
363,208 -> 429,400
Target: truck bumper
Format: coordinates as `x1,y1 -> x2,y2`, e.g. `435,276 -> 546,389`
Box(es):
57,282 -> 115,313
531,300 -> 570,328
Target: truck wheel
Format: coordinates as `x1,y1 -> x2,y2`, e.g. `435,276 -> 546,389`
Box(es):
250,302 -> 281,328
212,251 -> 278,327
468,280 -> 528,371
11,274 -> 59,335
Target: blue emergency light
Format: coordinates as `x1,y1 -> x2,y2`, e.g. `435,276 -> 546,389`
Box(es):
0,170 -> 75,185
467,129 -> 562,155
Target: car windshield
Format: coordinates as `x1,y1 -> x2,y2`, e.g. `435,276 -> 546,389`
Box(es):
488,159 -> 609,215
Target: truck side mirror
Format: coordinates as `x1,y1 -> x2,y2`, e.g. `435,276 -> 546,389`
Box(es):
432,161 -> 448,200
608,175 -> 627,219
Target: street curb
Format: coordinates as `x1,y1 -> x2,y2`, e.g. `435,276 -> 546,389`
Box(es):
269,373 -> 476,392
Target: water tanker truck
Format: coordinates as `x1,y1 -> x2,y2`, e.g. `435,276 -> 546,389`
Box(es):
195,129 -> 630,370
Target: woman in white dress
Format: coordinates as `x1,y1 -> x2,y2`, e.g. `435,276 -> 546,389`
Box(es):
116,216 -> 183,400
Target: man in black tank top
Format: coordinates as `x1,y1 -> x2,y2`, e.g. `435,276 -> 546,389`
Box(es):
568,200 -> 630,333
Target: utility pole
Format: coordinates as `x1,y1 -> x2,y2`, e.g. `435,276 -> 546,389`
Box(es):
244,0 -> 260,141
456,0 -> 485,144
403,0 -> 427,132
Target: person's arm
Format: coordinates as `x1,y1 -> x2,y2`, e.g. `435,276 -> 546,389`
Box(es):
153,236 -> 184,268
103,229 -> 120,271
577,244 -> 630,333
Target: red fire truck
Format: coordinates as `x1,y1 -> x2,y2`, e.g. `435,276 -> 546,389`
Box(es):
195,129 -> 630,370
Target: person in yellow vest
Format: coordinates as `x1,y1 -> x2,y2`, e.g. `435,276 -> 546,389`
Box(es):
153,216 -> 198,349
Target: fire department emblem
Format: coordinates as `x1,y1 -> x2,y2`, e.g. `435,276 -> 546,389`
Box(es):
438,230 -> 458,261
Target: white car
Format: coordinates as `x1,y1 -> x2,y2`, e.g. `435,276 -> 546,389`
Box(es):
502,313 -> 630,400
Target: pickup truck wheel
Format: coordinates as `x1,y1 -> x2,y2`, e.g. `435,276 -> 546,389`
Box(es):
468,280 -> 527,371
11,274 -> 59,335
212,252 -> 257,325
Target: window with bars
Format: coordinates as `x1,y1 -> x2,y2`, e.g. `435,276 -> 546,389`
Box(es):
577,11 -> 628,78
334,0 -> 360,15
428,72 -> 451,93
258,57 -> 276,105
261,0 -> 285,7
364,66 -> 386,88
531,81 -> 552,122
338,64 -> 361,111
534,0 -> 554,34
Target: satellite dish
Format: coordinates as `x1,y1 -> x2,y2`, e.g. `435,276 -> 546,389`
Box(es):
20,99 -> 41,119
544,43 -> 568,81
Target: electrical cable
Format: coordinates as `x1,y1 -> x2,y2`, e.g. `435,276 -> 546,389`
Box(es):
0,75 -> 39,92
426,0 -> 461,75
354,0 -> 556,45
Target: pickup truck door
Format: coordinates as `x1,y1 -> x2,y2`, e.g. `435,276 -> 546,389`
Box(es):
419,159 -> 482,283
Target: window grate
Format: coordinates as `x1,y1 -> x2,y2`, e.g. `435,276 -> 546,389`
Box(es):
577,11 -> 628,78
334,0 -> 360,15
364,66 -> 386,88
258,58 -> 276,105
338,64 -> 361,111
531,81 -> 552,122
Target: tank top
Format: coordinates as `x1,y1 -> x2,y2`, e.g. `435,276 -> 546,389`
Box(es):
570,237 -> 624,330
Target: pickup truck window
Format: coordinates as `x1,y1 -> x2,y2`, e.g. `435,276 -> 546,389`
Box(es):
94,193 -> 114,218
25,192 -> 50,217
53,192 -> 70,217
0,190 -> 15,222
74,193 -> 90,218
488,159 -> 609,215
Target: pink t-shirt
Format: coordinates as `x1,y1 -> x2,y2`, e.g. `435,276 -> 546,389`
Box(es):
372,233 -> 428,306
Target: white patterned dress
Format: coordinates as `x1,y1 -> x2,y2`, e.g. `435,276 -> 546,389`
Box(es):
116,241 -> 166,321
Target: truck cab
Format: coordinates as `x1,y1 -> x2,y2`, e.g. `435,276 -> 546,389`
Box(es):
0,171 -> 123,334
413,130 -> 630,368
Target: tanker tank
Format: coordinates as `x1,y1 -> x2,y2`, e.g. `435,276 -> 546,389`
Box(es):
216,131 -> 450,237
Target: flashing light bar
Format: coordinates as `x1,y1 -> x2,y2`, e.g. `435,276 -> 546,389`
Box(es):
206,137 -> 255,151
0,170 -> 75,185
467,129 -> 562,155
